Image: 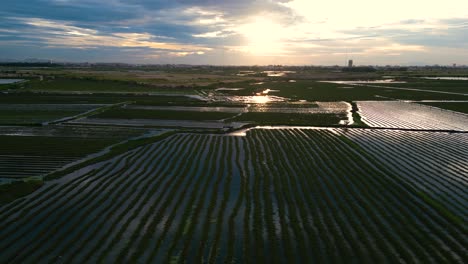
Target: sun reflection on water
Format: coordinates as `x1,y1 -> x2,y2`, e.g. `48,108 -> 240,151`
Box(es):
251,96 -> 270,104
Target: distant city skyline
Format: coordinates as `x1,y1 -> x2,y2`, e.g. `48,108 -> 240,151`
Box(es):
1,0 -> 467,65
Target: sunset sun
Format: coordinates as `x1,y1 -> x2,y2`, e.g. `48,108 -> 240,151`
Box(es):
238,17 -> 285,55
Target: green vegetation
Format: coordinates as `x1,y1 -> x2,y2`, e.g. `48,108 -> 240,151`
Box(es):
219,80 -> 387,101
0,110 -> 83,125
419,102 -> 468,114
2,130 -> 465,263
0,92 -> 196,104
231,112 -> 346,126
45,130 -> 176,180
1,66 -> 467,263
24,78 -> 197,94
0,178 -> 43,205
0,136 -> 116,157
350,102 -> 368,127
217,79 -> 468,101
91,108 -> 237,121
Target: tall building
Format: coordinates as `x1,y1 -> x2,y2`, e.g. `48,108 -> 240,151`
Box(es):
348,59 -> 353,68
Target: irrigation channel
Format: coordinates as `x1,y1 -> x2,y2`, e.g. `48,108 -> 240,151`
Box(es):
0,128 -> 466,263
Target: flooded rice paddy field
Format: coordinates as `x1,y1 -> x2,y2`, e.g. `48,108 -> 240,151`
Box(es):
0,104 -> 106,111
124,101 -> 349,115
70,117 -> 248,129
0,125 -> 162,180
421,77 -> 468,81
0,124 -> 157,138
0,104 -> 107,125
357,101 -> 468,131
124,105 -> 246,113
1,70 -> 467,262
1,128 -> 466,263
321,79 -> 407,84
0,136 -> 114,181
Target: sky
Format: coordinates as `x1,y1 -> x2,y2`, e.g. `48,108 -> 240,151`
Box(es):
1,0 -> 467,65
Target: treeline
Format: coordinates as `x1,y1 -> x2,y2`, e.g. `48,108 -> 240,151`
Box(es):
0,62 -> 60,67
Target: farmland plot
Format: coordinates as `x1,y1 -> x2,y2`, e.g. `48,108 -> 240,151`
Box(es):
0,124 -> 156,138
0,104 -> 106,125
357,101 -> 468,131
0,129 -> 466,263
0,131 -> 136,180
337,129 -> 468,216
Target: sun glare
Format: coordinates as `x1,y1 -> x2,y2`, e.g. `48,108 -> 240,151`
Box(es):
238,17 -> 285,55
251,95 -> 270,104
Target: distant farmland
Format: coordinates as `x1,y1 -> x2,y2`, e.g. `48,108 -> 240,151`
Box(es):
1,129 -> 466,263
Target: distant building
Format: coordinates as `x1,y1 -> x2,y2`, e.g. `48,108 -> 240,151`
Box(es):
348,59 -> 353,68
453,63 -> 457,68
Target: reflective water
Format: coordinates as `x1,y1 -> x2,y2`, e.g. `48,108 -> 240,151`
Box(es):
421,77 -> 468,81
215,88 -> 245,91
262,71 -> 296,77
320,79 -> 407,84
0,79 -> 24,84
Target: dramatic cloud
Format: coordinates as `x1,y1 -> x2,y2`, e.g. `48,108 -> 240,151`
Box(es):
0,0 -> 467,65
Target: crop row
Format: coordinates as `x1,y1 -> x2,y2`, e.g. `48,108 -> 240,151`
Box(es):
0,155 -> 76,179
0,129 -> 466,263
358,101 -> 468,131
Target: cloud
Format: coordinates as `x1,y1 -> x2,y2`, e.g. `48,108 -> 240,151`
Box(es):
3,17 -> 211,54
0,0 -> 467,64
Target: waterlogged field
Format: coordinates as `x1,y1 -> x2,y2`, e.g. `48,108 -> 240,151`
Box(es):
2,66 -> 468,263
1,129 -> 466,263
0,104 -> 106,125
0,136 -> 116,179
339,129 -> 468,215
370,78 -> 468,94
91,108 -> 237,121
86,101 -> 350,127
0,124 -> 154,138
0,125 -> 158,180
213,79 -> 468,101
358,101 -> 468,131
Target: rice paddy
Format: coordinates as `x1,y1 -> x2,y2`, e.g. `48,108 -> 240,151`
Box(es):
0,129 -> 466,263
1,66 -> 467,263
